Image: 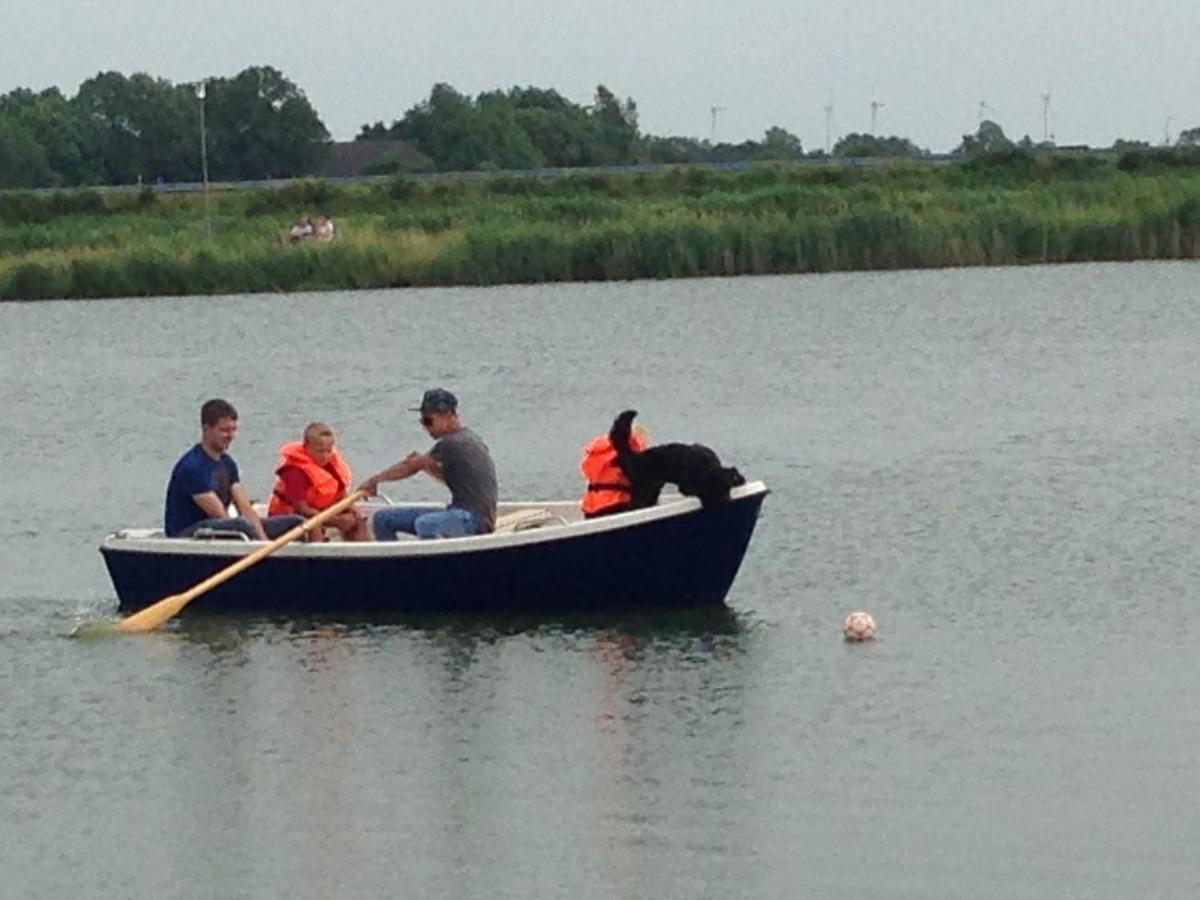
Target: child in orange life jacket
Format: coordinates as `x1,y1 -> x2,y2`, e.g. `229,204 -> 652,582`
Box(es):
268,422 -> 368,541
579,421 -> 650,518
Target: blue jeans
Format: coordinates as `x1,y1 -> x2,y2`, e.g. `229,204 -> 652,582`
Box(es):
371,506 -> 479,540
176,515 -> 303,540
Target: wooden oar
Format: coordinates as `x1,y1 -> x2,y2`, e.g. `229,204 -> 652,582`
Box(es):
111,490 -> 368,634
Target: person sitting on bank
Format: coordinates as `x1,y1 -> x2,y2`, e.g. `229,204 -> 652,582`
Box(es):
165,398 -> 304,540
267,421 -> 367,541
287,215 -> 314,243
314,213 -> 335,242
579,418 -> 650,518
358,388 -> 497,539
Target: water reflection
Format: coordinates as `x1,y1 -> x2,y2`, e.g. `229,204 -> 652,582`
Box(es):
141,604 -> 760,896
165,603 -> 748,645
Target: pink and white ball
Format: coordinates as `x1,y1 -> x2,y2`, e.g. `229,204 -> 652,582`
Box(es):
842,611 -> 877,642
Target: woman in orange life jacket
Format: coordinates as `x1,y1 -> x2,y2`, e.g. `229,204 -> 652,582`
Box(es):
267,422 -> 368,541
579,421 -> 650,518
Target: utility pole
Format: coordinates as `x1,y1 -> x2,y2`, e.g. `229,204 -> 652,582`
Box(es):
709,106 -> 725,142
196,81 -> 212,239
1164,116 -> 1174,146
870,100 -> 885,135
1041,92 -> 1052,143
824,103 -> 835,153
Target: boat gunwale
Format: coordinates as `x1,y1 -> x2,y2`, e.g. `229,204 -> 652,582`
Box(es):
100,481 -> 769,560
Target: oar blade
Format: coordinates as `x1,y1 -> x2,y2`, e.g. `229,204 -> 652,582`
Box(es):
103,490 -> 369,634
111,593 -> 190,633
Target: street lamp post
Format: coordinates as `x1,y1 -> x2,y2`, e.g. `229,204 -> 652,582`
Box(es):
196,81 -> 212,238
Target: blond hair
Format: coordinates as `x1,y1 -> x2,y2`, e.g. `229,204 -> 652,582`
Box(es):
303,421 -> 335,444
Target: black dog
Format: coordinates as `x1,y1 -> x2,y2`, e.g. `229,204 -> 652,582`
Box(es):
609,409 -> 745,510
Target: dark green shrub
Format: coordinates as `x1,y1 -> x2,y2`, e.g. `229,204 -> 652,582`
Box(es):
2,262 -> 66,300
388,177 -> 417,201
1118,146 -> 1200,173
68,258 -> 135,298
243,178 -> 337,216
485,176 -> 543,196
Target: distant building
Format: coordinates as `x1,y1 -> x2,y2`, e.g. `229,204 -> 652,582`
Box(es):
321,140 -> 432,178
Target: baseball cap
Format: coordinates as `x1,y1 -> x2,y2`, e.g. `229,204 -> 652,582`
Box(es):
409,387 -> 458,414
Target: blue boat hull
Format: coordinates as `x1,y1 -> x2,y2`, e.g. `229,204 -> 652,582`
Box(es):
101,490 -> 767,616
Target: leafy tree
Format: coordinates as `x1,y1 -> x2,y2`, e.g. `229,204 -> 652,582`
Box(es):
514,105 -> 592,167
357,121 -> 390,140
509,88 -> 594,167
397,84 -> 541,171
590,85 -> 638,165
833,132 -> 926,158
708,140 -> 761,162
1177,127 -> 1200,147
0,87 -> 104,185
639,135 -> 710,164
471,91 -> 548,169
756,126 -> 804,160
203,66 -> 330,180
0,120 -> 53,187
378,82 -> 634,171
391,82 -> 473,166
74,71 -> 194,184
954,120 -> 1014,158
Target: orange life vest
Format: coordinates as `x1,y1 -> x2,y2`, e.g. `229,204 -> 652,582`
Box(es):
580,431 -> 647,517
267,441 -> 353,516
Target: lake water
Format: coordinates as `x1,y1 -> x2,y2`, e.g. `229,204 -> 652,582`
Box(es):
3,262 -> 1200,898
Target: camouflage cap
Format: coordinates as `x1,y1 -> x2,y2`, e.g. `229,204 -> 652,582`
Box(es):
409,387 -> 458,414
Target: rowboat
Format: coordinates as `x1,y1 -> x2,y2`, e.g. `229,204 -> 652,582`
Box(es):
99,481 -> 769,616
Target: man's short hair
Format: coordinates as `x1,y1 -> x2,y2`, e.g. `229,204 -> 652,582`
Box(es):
201,398 -> 238,427
303,421 -> 335,443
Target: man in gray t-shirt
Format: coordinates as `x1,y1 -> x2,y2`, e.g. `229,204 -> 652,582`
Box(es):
360,388 -> 498,539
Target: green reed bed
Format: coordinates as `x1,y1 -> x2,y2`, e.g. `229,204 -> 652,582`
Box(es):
1,161 -> 1199,300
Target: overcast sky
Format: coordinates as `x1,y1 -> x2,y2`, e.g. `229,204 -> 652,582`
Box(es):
4,0 -> 1198,152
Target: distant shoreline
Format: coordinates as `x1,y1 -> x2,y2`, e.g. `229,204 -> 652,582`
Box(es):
2,158 -> 1198,302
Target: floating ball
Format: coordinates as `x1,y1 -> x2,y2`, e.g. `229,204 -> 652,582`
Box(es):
842,611 -> 876,642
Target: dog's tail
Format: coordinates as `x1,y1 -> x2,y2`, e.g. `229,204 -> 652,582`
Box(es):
608,409 -> 639,475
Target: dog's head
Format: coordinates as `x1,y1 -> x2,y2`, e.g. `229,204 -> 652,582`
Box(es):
696,466 -> 744,504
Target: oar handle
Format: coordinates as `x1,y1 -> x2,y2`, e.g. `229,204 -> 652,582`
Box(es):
177,490 -> 368,602
113,490 -> 369,633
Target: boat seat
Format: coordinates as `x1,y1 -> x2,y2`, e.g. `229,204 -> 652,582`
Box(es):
191,528 -> 251,541
113,528 -> 166,540
493,508 -> 569,534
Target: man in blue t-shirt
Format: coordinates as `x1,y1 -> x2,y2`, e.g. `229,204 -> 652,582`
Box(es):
165,398 -> 303,540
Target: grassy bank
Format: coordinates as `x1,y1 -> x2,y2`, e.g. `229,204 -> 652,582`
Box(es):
2,157 -> 1199,301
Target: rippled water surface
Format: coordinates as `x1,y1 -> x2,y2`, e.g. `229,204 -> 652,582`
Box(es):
3,262 -> 1200,898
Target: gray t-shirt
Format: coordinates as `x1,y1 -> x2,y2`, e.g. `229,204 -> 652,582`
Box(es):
430,427 -> 498,532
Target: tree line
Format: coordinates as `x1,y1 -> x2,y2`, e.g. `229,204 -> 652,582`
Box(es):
2,67 -> 1198,189
0,67 -> 328,188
